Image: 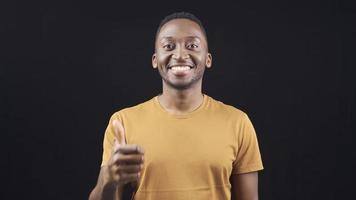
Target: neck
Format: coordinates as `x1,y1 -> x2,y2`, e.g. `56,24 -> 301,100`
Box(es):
158,80 -> 204,115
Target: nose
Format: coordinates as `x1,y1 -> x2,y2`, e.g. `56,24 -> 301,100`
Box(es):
172,45 -> 189,60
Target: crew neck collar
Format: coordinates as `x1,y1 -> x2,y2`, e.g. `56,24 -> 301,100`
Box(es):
153,94 -> 209,119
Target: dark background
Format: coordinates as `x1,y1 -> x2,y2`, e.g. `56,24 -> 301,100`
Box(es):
2,0 -> 355,199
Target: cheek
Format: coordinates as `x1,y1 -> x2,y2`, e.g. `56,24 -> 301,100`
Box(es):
157,54 -> 171,67
190,54 -> 206,66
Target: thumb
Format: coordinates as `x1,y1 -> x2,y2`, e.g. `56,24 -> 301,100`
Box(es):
113,119 -> 126,145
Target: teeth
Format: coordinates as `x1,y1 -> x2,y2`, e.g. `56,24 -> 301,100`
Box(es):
170,66 -> 191,71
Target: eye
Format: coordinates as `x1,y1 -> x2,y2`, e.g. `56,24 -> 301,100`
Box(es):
187,43 -> 198,49
163,43 -> 175,50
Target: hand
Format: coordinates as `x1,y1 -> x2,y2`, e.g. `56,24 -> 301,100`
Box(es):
106,119 -> 145,187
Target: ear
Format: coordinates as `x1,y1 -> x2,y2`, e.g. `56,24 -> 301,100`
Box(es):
152,53 -> 158,69
205,53 -> 212,68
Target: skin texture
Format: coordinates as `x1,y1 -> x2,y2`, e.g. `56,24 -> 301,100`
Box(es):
89,18 -> 259,200
231,172 -> 259,200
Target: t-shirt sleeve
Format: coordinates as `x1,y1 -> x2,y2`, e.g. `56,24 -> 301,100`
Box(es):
100,112 -> 125,167
232,113 -> 264,174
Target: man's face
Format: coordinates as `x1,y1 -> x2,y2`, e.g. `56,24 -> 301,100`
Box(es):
152,19 -> 212,90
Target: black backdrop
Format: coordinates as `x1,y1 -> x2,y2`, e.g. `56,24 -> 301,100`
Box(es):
2,0 -> 355,199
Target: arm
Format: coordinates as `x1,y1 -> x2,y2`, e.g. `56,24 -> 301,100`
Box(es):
89,166 -> 124,200
230,172 -> 259,200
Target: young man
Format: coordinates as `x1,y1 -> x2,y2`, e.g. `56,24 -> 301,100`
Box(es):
89,12 -> 263,200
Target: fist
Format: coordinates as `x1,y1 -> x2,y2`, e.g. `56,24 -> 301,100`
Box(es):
107,119 -> 145,187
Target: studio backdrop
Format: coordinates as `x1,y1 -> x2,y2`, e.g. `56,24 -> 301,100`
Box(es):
2,1 -> 355,199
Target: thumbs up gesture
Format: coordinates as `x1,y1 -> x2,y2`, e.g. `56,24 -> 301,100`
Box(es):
107,119 -> 145,187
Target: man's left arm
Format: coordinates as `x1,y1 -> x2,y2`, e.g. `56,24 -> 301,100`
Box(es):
230,172 -> 259,200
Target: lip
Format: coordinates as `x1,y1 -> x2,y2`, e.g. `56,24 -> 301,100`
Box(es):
167,63 -> 194,69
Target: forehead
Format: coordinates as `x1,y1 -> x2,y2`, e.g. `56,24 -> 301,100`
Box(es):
157,19 -> 206,42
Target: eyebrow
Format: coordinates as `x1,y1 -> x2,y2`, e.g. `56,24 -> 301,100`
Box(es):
160,36 -> 201,42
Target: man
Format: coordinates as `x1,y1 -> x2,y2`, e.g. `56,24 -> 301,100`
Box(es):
89,12 -> 263,200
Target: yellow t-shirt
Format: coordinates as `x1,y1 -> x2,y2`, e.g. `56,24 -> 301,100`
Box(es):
101,95 -> 263,199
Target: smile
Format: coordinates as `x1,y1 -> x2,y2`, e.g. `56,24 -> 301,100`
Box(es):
167,65 -> 194,76
167,64 -> 194,69
170,66 -> 192,71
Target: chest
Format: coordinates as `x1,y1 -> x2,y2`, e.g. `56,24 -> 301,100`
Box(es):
125,118 -> 237,187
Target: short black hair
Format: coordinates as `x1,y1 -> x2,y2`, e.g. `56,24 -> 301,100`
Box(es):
155,12 -> 208,44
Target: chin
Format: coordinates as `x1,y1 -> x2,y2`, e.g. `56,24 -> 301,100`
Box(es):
169,83 -> 192,90
165,79 -> 200,90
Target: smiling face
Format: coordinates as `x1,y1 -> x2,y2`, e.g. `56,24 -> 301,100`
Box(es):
152,19 -> 212,90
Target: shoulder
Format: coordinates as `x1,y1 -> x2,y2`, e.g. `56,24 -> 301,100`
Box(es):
111,97 -> 156,119
207,95 -> 248,120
